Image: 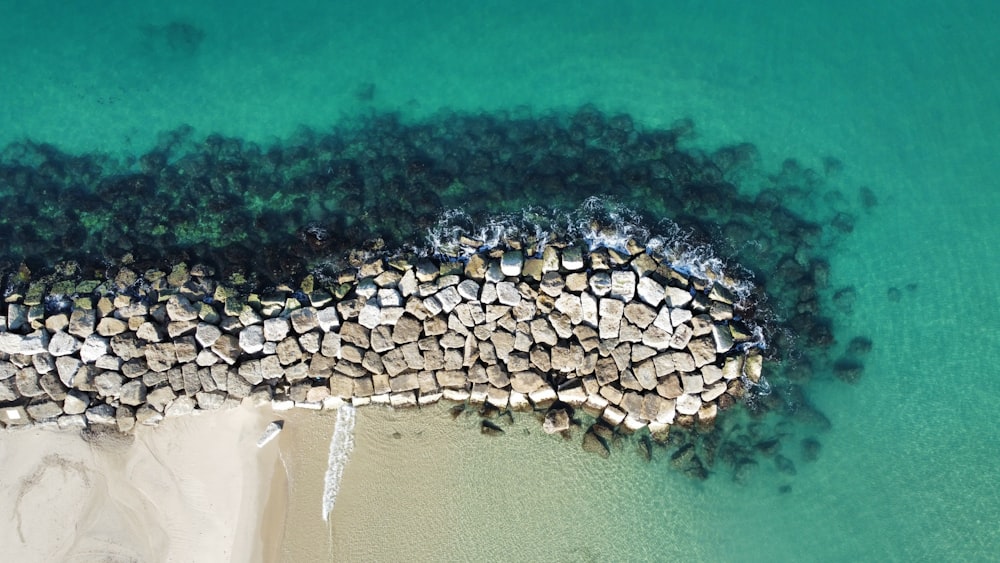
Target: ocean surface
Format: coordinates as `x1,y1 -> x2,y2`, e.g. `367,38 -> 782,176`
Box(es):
2,1 -> 999,561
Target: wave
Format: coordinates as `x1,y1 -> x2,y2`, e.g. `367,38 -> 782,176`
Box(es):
321,404 -> 357,523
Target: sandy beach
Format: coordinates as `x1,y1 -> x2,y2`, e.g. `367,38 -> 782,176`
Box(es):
0,404 -> 285,562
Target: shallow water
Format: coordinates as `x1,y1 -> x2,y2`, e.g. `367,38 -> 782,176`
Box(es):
2,1 -> 999,561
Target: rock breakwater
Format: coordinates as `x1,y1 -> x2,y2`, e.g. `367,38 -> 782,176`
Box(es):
0,239 -> 762,442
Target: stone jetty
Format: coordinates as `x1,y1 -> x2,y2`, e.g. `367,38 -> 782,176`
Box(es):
0,240 -> 760,438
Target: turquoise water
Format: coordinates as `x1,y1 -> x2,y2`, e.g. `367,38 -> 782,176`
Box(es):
2,1 -> 999,561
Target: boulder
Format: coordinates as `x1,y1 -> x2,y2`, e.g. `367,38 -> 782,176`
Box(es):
610,271 -> 636,301
598,298 -> 624,339
675,393 -> 702,415
263,318 -> 290,341
26,400 -> 63,421
543,408 -> 571,434
47,331 -> 81,357
166,296 -> 199,322
636,277 -> 665,306
582,429 -> 610,458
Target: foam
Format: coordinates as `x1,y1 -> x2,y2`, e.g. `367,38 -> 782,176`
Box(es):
321,404 -> 357,523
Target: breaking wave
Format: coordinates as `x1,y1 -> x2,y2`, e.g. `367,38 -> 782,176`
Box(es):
424,197 -> 759,308
321,404 -> 357,523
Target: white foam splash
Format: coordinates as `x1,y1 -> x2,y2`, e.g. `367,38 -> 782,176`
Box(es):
321,404 -> 357,523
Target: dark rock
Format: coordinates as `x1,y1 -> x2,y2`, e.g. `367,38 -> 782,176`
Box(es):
582,428 -> 610,458
801,438 -> 822,462
480,420 -> 504,436
833,357 -> 864,384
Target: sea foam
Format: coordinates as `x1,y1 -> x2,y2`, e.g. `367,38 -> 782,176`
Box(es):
321,404 -> 357,523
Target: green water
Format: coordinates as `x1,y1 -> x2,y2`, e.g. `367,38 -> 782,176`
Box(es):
3,1 -> 998,560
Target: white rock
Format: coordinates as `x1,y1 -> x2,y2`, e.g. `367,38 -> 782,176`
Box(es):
580,292 -> 599,327
457,279 -> 481,301
670,307 -> 693,327
665,286 -> 693,307
636,277 -> 665,306
317,307 -> 340,332
675,393 -> 702,415
496,282 -> 521,306
598,298 -> 624,340
501,250 -> 524,277
701,381 -> 727,402
263,318 -> 290,342
436,286 -> 462,313
48,331 -> 81,357
79,334 -> 109,364
561,246 -> 584,271
195,322 -> 222,348
378,288 -> 403,308
358,301 -> 381,329
610,271 -> 636,301
239,325 -> 265,354
589,271 -> 611,296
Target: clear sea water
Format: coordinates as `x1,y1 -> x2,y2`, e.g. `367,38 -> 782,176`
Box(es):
2,1 -> 998,561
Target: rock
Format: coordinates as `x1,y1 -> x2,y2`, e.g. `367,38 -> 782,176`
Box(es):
496,282 -> 521,306
557,385 -> 587,406
610,271 -> 636,301
166,396 -> 196,417
543,408 -> 571,434
120,379 -> 147,405
239,325 -> 265,354
26,400 -> 64,421
79,334 -> 109,364
711,323 -> 734,353
166,296 -> 199,322
68,309 -> 96,338
263,318 -> 290,342
561,246 -> 584,271
642,326 -> 672,350
582,429 -> 610,458
528,318 -> 557,347
833,357 -> 864,384
664,286 -> 693,307
601,405 -> 626,426
317,307 -> 341,332
669,307 -> 692,327
358,301 -> 381,329
598,298 -> 624,339
744,351 -> 763,383
632,360 -> 658,390
501,250 -> 523,277
147,385 -> 177,412
290,307 -> 319,334
145,342 -> 177,372
588,271 -> 611,297
675,393 -> 702,415
41,330 -> 78,358
457,279 -> 481,301
63,391 -> 90,415
509,370 -> 548,394
211,334 -> 241,365
623,302 -> 656,329
688,336 -> 717,368
656,375 -> 683,399
85,404 -> 117,425
39,371 -> 68,401
636,277 -> 665,306
94,371 -> 124,398
136,404 -> 163,426
668,324 -> 693,350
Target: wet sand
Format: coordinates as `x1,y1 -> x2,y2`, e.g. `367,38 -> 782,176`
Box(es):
0,404 -> 285,563
275,403 -> 648,562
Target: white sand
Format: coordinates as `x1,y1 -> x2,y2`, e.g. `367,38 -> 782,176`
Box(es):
0,404 -> 286,563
